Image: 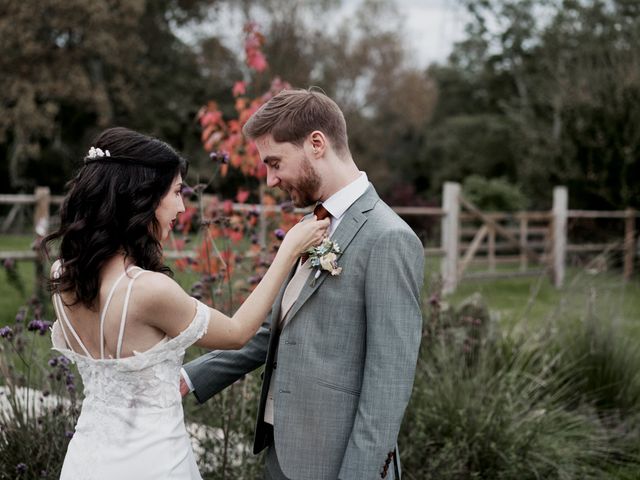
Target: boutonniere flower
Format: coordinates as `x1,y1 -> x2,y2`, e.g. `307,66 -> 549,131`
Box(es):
307,238 -> 342,276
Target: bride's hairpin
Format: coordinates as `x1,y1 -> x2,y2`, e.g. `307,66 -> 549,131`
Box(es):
87,146 -> 110,159
84,146 -> 149,167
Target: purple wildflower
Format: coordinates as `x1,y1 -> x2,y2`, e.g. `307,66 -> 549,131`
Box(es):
274,228 -> 286,240
48,358 -> 58,367
428,294 -> 440,307
27,319 -> 51,335
204,274 -> 218,282
181,185 -> 194,197
65,431 -> 75,439
210,151 -> 230,164
15,308 -> 26,323
0,326 -> 13,340
2,258 -> 15,269
15,463 -> 27,475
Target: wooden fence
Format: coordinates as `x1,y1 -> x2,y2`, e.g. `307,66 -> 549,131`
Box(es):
440,183 -> 637,293
0,184 -> 637,296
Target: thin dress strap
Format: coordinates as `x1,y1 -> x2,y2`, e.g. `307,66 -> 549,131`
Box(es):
52,296 -> 74,352
53,293 -> 93,358
51,261 -> 93,358
99,266 -> 140,359
116,269 -> 147,359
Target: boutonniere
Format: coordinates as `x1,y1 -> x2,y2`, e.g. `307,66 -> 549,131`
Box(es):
307,238 -> 342,277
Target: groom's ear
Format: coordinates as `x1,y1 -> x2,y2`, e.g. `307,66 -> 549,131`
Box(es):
308,130 -> 327,158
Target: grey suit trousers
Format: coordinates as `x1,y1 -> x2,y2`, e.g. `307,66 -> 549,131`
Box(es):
264,443 -> 288,480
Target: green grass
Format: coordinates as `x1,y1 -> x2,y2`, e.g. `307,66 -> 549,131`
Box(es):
0,235 -> 36,326
447,268 -> 640,338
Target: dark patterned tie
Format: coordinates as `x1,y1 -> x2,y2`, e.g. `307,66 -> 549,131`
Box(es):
301,203 -> 331,264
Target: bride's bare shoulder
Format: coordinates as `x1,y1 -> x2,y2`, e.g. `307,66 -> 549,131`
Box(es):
135,272 -> 190,303
133,272 -> 196,334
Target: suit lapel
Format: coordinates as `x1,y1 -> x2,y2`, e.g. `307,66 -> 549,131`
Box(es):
283,185 -> 379,323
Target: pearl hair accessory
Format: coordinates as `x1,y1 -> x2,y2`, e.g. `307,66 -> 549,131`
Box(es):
87,147 -> 110,159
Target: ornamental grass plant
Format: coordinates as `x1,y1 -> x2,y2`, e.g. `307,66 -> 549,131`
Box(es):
0,298 -> 79,480
399,282 -> 640,479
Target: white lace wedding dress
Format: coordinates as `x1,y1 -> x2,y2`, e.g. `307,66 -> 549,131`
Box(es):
50,266 -> 209,480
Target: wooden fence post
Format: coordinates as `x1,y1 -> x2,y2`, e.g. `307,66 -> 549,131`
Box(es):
441,182 -> 460,294
488,224 -> 496,273
552,186 -> 568,288
624,208 -> 636,281
34,186 -> 51,301
519,215 -> 528,272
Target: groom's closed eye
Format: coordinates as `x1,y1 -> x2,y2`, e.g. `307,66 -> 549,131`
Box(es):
263,156 -> 280,169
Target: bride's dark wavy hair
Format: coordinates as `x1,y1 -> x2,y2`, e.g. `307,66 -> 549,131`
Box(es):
43,127 -> 188,308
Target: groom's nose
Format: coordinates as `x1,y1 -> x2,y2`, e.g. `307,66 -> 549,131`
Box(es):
266,169 -> 280,188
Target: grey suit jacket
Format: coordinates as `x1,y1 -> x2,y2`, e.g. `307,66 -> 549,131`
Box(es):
184,185 -> 424,479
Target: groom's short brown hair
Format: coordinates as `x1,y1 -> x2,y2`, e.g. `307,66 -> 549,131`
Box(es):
242,89 -> 349,154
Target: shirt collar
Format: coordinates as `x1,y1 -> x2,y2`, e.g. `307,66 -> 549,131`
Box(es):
320,172 -> 369,220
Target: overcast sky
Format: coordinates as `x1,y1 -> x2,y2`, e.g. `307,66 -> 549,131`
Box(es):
177,0 -> 469,69
338,0 -> 469,67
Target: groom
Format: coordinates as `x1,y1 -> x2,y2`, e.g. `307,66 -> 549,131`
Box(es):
181,89 -> 424,479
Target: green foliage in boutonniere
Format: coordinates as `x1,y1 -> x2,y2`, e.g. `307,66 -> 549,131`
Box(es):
307,238 -> 342,276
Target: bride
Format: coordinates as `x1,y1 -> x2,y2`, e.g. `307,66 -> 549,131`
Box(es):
44,127 -> 329,479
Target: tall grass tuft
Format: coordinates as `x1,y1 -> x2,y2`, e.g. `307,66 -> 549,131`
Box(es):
0,297 -> 79,479
399,290 -> 639,479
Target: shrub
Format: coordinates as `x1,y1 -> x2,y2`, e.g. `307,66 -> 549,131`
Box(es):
399,292 -> 639,479
0,298 -> 79,479
462,175 -> 527,212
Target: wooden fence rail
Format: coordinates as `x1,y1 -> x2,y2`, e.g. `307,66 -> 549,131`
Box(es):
1,185 -> 637,296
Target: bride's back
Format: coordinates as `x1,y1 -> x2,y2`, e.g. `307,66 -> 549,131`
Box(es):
54,258 -> 167,360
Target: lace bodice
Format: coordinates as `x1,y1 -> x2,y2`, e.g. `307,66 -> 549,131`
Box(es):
51,300 -> 209,409
51,298 -> 208,409
49,265 -> 209,409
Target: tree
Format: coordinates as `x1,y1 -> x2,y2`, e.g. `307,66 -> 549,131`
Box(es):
417,0 -> 640,209
0,0 -> 225,193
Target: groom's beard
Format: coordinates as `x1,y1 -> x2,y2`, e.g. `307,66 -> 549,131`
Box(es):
286,156 -> 321,208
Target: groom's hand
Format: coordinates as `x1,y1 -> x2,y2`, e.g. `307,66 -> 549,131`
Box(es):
179,376 -> 190,398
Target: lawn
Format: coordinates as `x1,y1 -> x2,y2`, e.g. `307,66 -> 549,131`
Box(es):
449,266 -> 640,338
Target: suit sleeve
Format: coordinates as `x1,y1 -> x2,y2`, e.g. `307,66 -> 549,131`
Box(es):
338,228 -> 424,479
183,317 -> 271,404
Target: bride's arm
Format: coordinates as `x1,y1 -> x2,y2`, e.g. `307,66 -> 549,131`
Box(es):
142,217 -> 329,350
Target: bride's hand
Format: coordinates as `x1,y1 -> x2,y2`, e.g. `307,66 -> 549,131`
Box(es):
279,216 -> 330,260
